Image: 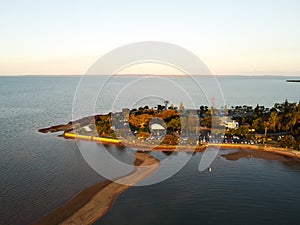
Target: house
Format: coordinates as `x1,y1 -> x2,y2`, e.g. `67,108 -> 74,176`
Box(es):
150,123 -> 166,138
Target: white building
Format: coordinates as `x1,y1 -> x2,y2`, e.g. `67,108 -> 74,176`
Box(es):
150,123 -> 166,137
220,117 -> 239,129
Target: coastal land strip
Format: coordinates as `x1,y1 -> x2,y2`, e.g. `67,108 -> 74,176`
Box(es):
39,122 -> 300,160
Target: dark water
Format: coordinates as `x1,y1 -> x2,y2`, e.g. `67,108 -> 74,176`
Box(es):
96,152 -> 300,225
0,76 -> 105,224
0,75 -> 299,225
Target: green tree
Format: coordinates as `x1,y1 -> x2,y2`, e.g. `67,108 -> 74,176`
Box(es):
287,103 -> 300,133
252,118 -> 264,132
167,118 -> 181,132
202,114 -> 212,128
279,135 -> 297,149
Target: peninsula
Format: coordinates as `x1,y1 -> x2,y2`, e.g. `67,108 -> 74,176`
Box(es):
35,100 -> 300,225
39,100 -> 300,153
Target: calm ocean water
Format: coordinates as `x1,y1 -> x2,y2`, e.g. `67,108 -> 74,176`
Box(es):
0,75 -> 299,225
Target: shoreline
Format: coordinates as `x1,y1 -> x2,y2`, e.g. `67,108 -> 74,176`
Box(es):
31,153 -> 160,225
221,148 -> 298,162
214,143 -> 300,160
63,132 -> 300,160
31,139 -> 299,225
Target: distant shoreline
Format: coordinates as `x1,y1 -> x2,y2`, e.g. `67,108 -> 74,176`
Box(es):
1,74 -> 300,77
286,79 -> 300,82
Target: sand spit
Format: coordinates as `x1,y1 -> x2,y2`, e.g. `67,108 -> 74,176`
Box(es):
32,153 -> 159,225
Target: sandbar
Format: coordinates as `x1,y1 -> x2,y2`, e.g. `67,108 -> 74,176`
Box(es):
31,153 -> 160,225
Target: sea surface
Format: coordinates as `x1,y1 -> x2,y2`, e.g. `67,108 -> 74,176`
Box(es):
0,75 -> 300,225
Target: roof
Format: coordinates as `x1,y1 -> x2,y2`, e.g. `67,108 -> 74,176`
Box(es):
150,123 -> 166,130
83,126 -> 92,132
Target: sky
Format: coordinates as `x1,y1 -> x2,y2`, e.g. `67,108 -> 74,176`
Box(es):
0,0 -> 300,76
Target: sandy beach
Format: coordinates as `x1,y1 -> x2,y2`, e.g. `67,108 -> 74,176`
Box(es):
62,132 -> 300,160
215,143 -> 300,160
113,139 -> 300,161
31,153 -> 160,225
221,148 -> 299,162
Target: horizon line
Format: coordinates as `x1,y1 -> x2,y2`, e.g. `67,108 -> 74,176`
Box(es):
0,74 -> 300,77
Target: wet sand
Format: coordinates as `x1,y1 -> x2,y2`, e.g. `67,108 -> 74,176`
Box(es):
221,149 -> 299,162
32,153 -> 160,225
124,141 -> 300,161
215,143 -> 300,160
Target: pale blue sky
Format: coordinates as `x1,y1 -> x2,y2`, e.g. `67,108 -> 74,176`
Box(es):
0,0 -> 300,75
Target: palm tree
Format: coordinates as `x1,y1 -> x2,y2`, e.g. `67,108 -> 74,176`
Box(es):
268,112 -> 279,133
